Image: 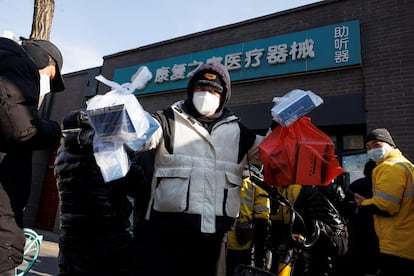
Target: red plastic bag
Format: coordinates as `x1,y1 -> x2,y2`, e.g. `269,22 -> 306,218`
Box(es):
259,116 -> 345,186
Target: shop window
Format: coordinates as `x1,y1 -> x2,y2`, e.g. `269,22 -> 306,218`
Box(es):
343,135 -> 364,150
341,152 -> 368,184
329,135 -> 337,149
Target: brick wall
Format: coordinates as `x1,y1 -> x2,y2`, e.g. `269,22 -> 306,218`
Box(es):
35,0 -> 413,233
99,0 -> 414,159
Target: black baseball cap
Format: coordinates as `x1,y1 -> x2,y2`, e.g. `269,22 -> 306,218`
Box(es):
22,39 -> 65,92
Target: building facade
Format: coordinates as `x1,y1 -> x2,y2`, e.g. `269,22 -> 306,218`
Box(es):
27,0 -> 414,232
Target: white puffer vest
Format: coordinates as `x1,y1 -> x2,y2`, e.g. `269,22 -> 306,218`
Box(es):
145,101 -> 253,233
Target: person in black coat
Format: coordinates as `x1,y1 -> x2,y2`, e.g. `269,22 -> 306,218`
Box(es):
295,185 -> 348,276
269,183 -> 348,276
346,159 -> 379,275
54,109 -> 142,276
0,37 -> 64,275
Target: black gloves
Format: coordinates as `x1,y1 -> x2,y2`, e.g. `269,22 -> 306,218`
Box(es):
62,109 -> 95,150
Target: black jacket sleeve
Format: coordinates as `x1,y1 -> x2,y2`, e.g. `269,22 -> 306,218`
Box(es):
0,41 -> 61,151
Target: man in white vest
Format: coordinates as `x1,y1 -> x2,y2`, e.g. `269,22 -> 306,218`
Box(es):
141,62 -> 264,276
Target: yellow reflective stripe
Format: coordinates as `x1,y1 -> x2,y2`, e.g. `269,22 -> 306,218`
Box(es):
387,160 -> 414,197
253,205 -> 270,212
375,191 -> 401,204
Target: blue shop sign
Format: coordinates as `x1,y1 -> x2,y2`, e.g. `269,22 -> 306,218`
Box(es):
113,20 -> 361,95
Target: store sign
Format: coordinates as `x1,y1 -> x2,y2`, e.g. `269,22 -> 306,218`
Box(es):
113,20 -> 361,95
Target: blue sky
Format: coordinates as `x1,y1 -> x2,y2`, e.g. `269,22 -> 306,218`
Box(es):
1,0 -> 321,73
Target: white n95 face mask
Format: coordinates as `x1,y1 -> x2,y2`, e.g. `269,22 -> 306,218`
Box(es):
192,91 -> 220,117
39,74 -> 51,97
38,74 -> 51,109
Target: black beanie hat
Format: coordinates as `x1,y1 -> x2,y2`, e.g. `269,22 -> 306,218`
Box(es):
193,71 -> 223,93
186,63 -> 231,116
22,39 -> 65,92
365,128 -> 396,147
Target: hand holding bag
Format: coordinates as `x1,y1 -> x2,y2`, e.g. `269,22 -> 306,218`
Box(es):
86,66 -> 158,182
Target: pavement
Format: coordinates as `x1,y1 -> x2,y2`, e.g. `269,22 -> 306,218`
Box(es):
23,229 -> 59,276
19,229 -> 227,276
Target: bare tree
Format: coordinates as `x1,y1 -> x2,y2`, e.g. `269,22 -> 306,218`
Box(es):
30,0 -> 55,40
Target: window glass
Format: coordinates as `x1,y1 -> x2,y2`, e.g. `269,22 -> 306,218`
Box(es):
329,135 -> 337,148
343,135 -> 364,150
342,153 -> 368,183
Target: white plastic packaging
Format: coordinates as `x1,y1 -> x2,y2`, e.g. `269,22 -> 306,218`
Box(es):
271,89 -> 323,126
86,66 -> 158,182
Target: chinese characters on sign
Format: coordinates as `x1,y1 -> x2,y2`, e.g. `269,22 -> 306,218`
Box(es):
113,20 -> 361,95
334,25 -> 350,63
154,38 -> 315,84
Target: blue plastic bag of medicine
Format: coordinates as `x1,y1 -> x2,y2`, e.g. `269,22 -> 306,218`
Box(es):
271,89 -> 323,126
